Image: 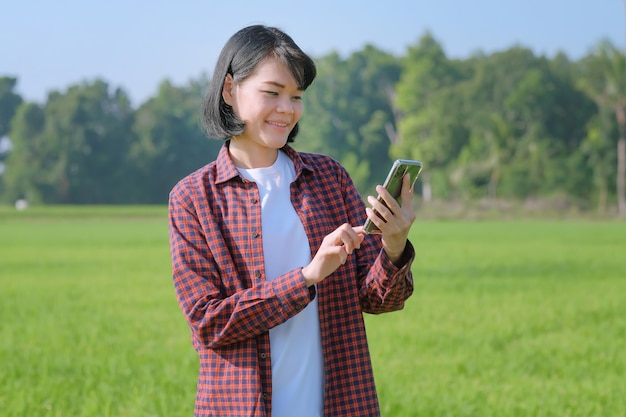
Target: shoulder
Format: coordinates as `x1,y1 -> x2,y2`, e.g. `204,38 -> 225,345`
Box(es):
169,161 -> 217,203
298,151 -> 348,178
281,145 -> 350,182
292,151 -> 358,200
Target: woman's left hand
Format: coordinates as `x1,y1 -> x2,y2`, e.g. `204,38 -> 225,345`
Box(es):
365,174 -> 416,263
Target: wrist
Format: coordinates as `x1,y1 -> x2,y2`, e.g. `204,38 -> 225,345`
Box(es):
384,243 -> 406,264
301,266 -> 317,287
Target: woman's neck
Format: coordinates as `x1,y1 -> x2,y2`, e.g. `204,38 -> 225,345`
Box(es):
228,139 -> 280,169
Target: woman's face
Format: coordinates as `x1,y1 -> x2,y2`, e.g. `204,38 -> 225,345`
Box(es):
223,57 -> 304,167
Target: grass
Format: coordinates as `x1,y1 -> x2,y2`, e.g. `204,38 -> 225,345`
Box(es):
0,206 -> 196,416
1,206 -> 625,416
368,221 -> 626,416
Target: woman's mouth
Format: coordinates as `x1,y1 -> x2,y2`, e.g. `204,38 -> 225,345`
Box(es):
267,120 -> 290,128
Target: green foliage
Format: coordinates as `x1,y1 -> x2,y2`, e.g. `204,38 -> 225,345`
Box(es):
0,36 -> 624,212
0,77 -> 24,197
581,110 -> 618,210
0,77 -> 23,139
577,40 -> 626,216
130,78 -> 221,203
4,80 -> 136,203
1,207 -> 625,416
393,32 -> 467,180
2,102 -> 46,202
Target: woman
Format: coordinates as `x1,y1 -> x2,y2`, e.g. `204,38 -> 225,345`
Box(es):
169,24 -> 416,417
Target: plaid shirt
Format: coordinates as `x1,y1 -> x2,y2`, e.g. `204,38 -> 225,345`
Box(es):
169,143 -> 415,417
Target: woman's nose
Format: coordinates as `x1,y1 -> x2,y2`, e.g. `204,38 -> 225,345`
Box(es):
276,97 -> 294,114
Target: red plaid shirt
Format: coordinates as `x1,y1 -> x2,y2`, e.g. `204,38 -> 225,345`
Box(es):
169,143 -> 415,417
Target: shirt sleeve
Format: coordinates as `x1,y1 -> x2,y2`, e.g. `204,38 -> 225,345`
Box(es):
338,165 -> 416,314
358,237 -> 415,314
168,183 -> 315,350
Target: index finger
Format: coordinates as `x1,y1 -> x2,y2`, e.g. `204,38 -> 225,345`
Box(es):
352,226 -> 366,240
338,225 -> 363,253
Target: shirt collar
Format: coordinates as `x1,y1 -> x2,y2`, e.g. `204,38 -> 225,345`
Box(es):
214,141 -> 314,184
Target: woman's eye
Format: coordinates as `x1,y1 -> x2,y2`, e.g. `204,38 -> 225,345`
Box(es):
263,90 -> 279,96
292,95 -> 302,101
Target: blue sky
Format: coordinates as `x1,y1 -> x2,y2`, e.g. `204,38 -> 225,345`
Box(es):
2,0 -> 624,106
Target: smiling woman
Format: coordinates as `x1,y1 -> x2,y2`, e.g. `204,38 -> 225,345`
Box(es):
168,24 -> 419,417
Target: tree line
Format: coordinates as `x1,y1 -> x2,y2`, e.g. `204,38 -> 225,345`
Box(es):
1,32 -> 624,216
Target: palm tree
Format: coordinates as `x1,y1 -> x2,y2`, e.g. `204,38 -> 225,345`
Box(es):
579,40 -> 626,217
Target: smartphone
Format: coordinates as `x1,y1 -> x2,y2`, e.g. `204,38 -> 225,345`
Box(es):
363,159 -> 423,234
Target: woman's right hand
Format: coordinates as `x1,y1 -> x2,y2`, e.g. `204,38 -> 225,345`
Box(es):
301,223 -> 365,287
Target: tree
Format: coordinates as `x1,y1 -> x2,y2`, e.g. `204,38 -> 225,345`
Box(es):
578,40 -> 626,216
130,78 -> 221,203
446,47 -> 594,202
4,80 -> 136,203
392,32 -> 466,201
581,109 -> 617,212
2,102 -> 46,203
0,77 -> 23,138
452,112 -> 514,199
0,77 -> 23,195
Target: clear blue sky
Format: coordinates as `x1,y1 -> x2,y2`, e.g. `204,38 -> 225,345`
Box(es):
2,0 -> 624,106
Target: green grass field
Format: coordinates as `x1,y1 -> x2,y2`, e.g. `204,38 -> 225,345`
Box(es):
1,206 -> 625,416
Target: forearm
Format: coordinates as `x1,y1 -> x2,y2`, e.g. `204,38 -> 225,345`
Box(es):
169,189 -> 314,350
175,265 -> 313,349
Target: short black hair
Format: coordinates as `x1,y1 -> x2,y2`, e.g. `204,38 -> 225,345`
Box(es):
201,25 -> 317,142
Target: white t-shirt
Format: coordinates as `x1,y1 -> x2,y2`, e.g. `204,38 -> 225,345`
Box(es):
237,150 -> 324,417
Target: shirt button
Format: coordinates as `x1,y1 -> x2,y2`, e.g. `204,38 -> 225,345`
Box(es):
255,270 -> 262,279
260,352 -> 267,359
252,230 -> 259,238
263,393 -> 268,399
251,197 -> 258,204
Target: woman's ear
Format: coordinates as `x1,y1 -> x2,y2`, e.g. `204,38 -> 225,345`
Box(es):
222,74 -> 235,106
